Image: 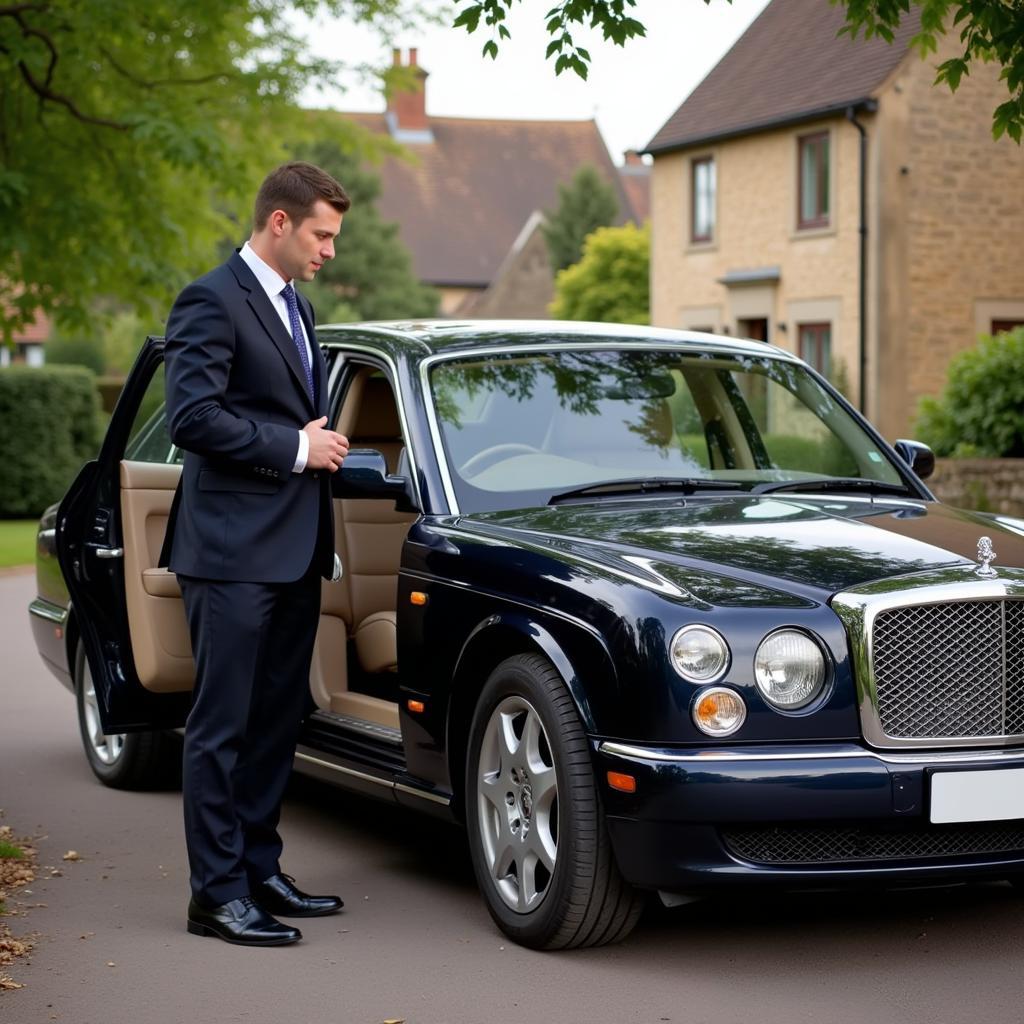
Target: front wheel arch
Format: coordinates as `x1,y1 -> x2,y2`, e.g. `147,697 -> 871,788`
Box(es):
447,615 -> 604,818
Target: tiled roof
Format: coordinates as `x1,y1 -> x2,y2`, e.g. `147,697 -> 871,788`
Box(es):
646,0 -> 922,154
340,111 -> 638,287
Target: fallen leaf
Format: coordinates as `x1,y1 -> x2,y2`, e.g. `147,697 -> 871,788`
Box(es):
106,961 -> 116,967
62,851 -> 80,862
49,869 -> 63,877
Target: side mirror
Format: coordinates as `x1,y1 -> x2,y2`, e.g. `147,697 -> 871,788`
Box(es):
336,448 -> 419,512
893,438 -> 936,481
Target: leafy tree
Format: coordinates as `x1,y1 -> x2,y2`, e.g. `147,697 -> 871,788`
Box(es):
542,165 -> 621,273
550,222 -> 649,324
0,1 -> 421,341
454,0 -> 1024,141
915,326 -> 1024,456
292,133 -> 438,322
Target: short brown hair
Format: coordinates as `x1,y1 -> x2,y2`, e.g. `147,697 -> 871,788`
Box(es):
253,161 -> 351,230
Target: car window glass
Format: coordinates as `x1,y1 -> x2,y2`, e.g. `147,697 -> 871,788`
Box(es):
124,367 -> 181,464
429,348 -> 902,512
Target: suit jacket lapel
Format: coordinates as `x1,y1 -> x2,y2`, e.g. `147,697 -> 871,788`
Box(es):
228,252 -> 316,415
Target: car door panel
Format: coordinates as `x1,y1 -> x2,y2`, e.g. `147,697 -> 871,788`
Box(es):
57,337 -> 192,732
120,459 -> 194,693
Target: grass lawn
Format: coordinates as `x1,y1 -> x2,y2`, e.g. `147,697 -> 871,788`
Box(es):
0,520 -> 37,569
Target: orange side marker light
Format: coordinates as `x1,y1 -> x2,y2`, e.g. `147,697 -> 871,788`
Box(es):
407,699 -> 426,714
606,771 -> 637,794
410,591 -> 428,606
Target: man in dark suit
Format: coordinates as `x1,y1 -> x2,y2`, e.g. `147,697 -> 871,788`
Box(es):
163,162 -> 351,947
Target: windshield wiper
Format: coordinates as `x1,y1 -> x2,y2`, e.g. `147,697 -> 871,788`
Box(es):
548,477 -> 743,505
753,477 -> 913,497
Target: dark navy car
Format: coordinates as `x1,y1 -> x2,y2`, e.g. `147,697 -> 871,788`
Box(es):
28,321 -> 1024,949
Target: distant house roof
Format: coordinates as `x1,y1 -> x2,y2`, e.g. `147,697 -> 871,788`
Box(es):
337,50 -> 647,289
645,0 -> 922,154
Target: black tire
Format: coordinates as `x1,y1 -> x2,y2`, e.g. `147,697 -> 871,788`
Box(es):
465,652 -> 644,949
74,643 -> 180,790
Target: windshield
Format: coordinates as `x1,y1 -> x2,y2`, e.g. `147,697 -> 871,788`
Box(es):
429,347 -> 906,512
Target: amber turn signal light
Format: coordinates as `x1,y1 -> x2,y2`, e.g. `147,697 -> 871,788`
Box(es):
410,591 -> 428,606
606,771 -> 637,794
407,699 -> 426,714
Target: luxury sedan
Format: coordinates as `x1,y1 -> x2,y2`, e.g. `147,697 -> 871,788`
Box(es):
28,320 -> 1024,949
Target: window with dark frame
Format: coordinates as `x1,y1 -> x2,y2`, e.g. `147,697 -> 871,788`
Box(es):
992,319 -> 1024,335
691,156 -> 715,243
798,132 -> 830,230
798,322 -> 831,375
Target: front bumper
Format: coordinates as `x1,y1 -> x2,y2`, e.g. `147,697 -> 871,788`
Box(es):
594,739 -> 1024,892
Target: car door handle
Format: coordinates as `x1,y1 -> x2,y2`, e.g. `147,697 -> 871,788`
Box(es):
95,547 -> 124,559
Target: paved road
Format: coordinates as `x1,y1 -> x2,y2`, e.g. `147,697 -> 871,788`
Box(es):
4,569 -> 1024,1024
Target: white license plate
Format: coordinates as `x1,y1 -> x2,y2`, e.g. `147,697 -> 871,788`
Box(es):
930,768 -> 1024,824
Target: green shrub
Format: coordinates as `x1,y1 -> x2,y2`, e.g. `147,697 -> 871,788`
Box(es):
44,333 -> 106,376
0,366 -> 103,517
915,327 -> 1024,457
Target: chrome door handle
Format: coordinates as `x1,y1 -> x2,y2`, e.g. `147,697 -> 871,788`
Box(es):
96,547 -> 124,559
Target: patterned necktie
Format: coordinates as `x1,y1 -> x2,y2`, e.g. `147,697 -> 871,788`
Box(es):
281,282 -> 314,401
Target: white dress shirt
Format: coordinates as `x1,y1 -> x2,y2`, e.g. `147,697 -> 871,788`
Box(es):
239,241 -> 312,473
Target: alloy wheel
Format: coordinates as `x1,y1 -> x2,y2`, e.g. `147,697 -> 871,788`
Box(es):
475,695 -> 559,913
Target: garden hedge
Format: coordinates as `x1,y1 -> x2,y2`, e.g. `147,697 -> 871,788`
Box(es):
0,365 -> 103,518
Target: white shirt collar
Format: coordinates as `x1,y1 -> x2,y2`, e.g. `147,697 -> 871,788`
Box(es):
239,241 -> 290,300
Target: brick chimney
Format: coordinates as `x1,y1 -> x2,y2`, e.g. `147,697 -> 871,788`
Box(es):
387,47 -> 430,136
623,149 -> 643,167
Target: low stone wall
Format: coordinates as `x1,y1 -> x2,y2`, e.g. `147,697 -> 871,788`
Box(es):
929,458 -> 1024,517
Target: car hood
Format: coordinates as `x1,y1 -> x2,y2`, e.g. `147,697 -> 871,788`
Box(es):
461,496 -> 1024,602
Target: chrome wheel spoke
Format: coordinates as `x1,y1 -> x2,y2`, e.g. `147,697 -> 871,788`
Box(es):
475,694 -> 560,916
497,710 -> 521,763
525,816 -> 556,873
479,772 -> 507,814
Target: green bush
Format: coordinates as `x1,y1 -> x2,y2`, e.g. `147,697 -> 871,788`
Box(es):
44,333 -> 106,376
0,366 -> 103,517
916,327 -> 1024,457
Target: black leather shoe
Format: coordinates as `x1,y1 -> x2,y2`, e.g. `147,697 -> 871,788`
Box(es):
252,873 -> 344,918
186,896 -> 301,946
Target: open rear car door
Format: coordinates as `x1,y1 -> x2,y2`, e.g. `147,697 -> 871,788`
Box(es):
57,336 -> 193,732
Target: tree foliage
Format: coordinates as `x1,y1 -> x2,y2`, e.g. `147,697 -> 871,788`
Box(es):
550,221 -> 649,324
542,164 -> 621,273
292,133 -> 438,323
915,326 -> 1024,456
454,0 -> 1024,141
0,0 -> 420,341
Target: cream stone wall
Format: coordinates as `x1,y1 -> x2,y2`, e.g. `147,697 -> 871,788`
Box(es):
653,33 -> 1024,442
877,32 -> 1024,438
651,120 -> 867,404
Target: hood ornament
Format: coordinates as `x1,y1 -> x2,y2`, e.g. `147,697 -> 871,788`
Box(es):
976,536 -> 998,578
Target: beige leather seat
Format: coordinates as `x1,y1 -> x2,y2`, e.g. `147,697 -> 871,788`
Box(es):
310,373 -> 416,723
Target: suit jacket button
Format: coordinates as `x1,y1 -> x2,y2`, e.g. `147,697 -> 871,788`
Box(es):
312,471 -> 319,479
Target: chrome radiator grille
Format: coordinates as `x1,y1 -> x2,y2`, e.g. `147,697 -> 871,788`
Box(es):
872,599 -> 1024,740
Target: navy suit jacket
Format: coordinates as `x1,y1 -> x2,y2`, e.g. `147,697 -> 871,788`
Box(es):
161,251 -> 335,583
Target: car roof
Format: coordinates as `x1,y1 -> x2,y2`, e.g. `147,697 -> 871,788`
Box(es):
315,319 -> 796,363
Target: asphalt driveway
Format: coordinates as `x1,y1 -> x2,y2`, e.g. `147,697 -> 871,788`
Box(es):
4,568 -> 1024,1024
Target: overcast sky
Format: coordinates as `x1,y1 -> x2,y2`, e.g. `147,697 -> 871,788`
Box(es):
300,0 -> 772,161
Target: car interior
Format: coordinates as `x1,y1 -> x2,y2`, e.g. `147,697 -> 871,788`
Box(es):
118,365 -> 416,733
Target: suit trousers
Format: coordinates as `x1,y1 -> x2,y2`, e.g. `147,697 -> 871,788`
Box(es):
178,566 -> 321,907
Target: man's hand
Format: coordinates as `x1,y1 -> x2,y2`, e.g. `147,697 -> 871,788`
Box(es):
303,417 -> 349,472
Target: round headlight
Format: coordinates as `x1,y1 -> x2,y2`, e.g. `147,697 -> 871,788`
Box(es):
670,625 -> 730,683
754,630 -> 826,710
692,687 -> 747,737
